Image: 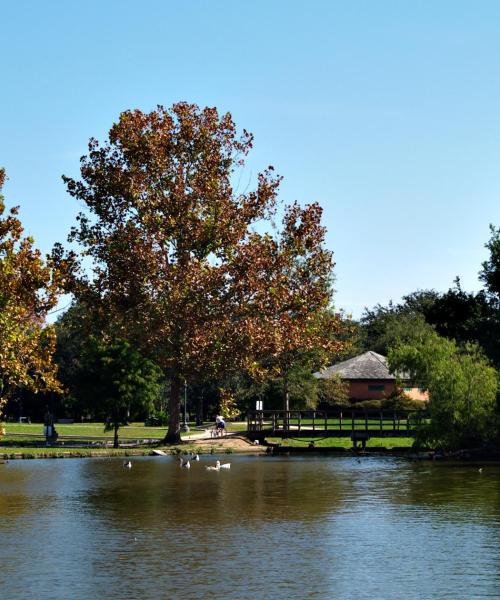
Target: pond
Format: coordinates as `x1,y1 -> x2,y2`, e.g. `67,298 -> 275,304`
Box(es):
0,455 -> 499,599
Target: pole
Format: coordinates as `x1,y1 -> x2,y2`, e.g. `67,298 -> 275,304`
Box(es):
181,379 -> 190,433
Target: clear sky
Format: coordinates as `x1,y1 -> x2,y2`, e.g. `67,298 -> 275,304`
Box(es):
2,0 -> 500,318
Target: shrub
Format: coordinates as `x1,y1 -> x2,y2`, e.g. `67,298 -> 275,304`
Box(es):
353,399 -> 383,410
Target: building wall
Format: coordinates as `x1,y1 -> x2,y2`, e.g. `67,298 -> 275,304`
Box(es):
401,386 -> 428,401
349,380 -> 395,400
348,380 -> 428,402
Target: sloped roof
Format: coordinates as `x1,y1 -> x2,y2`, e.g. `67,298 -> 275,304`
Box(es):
314,351 -> 395,380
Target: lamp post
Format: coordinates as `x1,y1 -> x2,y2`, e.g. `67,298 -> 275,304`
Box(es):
181,379 -> 190,433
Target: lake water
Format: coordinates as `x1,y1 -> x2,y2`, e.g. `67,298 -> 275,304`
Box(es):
0,455 -> 499,599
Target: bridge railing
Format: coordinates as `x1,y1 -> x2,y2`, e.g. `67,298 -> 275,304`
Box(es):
247,409 -> 427,436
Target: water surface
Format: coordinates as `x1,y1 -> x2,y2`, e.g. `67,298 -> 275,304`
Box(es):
0,455 -> 499,599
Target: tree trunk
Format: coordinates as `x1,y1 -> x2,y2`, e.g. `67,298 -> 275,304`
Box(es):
196,389 -> 204,426
113,423 -> 119,449
164,374 -> 182,444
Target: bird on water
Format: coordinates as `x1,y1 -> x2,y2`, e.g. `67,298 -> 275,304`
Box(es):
179,457 -> 191,469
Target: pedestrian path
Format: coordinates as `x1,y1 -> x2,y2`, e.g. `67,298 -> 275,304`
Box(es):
182,429 -> 238,442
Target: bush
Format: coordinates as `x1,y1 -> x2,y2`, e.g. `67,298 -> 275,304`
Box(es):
145,410 -> 169,426
353,399 -> 383,410
382,390 -> 427,411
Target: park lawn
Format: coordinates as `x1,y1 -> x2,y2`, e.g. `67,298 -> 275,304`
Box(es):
4,424 -> 165,438
3,420 -> 247,438
2,422 -> 185,439
266,436 -> 415,449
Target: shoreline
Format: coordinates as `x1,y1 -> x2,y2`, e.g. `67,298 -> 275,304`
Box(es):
0,434 -> 267,460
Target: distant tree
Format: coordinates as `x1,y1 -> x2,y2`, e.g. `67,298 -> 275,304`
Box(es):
318,374 -> 351,407
53,302 -> 101,419
60,103 -> 344,442
317,374 -> 350,407
425,282 -> 500,367
0,169 -> 62,417
479,224 -> 500,302
389,333 -> 497,450
360,302 -> 435,356
78,337 -> 162,447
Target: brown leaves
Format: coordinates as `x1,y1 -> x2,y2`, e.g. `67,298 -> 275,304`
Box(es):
63,102 -> 347,396
0,172 -> 62,408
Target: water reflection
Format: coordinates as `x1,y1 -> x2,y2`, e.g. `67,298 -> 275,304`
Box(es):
0,456 -> 499,600
81,456 -> 351,527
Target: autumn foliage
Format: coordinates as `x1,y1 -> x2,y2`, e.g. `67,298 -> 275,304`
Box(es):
62,103 -> 345,441
0,169 -> 61,417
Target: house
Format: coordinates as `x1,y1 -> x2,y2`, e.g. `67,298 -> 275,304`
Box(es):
313,350 -> 427,402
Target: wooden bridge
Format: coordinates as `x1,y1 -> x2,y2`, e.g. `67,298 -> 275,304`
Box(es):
247,409 -> 426,444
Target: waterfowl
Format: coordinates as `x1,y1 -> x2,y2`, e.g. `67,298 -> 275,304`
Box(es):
179,457 -> 191,469
123,461 -> 132,468
217,460 -> 231,470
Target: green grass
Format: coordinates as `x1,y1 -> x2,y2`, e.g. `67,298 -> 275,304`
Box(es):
266,436 -> 415,449
2,420 -> 248,438
2,422 -> 167,438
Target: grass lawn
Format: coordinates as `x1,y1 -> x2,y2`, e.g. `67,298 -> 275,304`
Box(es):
266,436 -> 415,449
2,420 -> 248,438
2,422 -> 167,438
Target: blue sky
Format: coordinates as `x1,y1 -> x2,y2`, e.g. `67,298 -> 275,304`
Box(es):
2,0 -> 500,318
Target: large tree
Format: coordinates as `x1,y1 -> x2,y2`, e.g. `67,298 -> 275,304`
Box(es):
61,103 -> 342,442
389,333 -> 497,450
0,169 -> 61,417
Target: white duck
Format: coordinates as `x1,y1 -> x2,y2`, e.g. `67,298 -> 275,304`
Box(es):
216,460 -> 231,470
123,461 -> 132,468
179,457 -> 191,469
